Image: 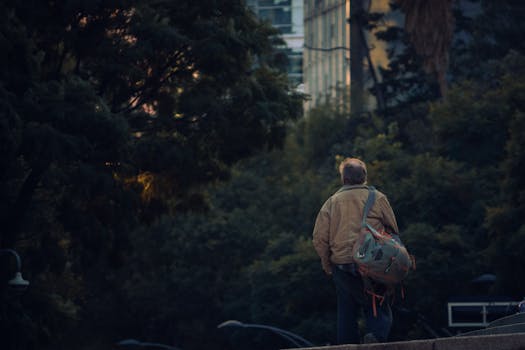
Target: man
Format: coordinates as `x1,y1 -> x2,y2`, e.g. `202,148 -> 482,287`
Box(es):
312,158 -> 399,344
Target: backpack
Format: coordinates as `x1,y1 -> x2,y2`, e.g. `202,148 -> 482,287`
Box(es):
350,186 -> 415,315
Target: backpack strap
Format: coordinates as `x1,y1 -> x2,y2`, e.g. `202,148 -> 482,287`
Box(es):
361,187 -> 385,241
361,186 -> 376,228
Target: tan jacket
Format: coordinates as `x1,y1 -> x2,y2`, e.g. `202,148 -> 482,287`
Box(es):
312,185 -> 399,274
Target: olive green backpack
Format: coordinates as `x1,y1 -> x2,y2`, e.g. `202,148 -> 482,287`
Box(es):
348,186 -> 415,315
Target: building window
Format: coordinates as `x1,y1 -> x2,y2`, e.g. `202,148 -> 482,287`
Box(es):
247,0 -> 304,86
258,7 -> 292,33
258,0 -> 291,6
279,48 -> 303,86
255,0 -> 293,34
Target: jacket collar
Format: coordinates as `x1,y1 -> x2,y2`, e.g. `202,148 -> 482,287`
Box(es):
336,184 -> 368,193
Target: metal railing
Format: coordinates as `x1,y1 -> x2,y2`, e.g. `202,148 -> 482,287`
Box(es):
447,301 -> 519,328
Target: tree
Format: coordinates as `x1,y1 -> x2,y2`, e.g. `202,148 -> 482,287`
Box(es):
396,0 -> 455,97
452,0 -> 525,79
480,52 -> 525,297
0,0 -> 301,348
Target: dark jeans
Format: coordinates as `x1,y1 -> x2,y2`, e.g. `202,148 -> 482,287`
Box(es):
332,264 -> 392,344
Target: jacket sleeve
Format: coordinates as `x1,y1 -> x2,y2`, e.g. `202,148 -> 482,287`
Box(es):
312,198 -> 332,274
378,195 -> 399,235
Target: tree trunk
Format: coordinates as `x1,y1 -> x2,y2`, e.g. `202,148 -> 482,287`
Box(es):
350,0 -> 365,116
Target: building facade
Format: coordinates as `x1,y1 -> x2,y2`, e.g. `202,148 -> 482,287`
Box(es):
304,0 -> 349,111
247,0 -> 304,88
303,0 -> 392,112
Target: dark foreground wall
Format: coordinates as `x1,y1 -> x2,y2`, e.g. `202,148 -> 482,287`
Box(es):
287,333 -> 525,350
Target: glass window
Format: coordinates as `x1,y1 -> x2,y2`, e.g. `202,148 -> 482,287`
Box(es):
259,7 -> 292,26
275,25 -> 292,34
258,0 -> 291,7
278,49 -> 303,84
288,55 -> 303,74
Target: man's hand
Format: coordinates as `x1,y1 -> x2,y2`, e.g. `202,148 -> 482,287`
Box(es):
322,260 -> 333,276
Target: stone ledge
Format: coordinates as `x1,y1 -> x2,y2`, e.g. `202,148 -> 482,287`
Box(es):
459,323 -> 525,336
489,314 -> 525,328
285,333 -> 525,350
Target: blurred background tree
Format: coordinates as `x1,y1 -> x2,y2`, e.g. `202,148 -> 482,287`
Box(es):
0,0 -> 301,348
2,0 -> 525,349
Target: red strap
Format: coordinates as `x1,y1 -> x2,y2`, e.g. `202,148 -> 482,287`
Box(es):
366,290 -> 385,317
